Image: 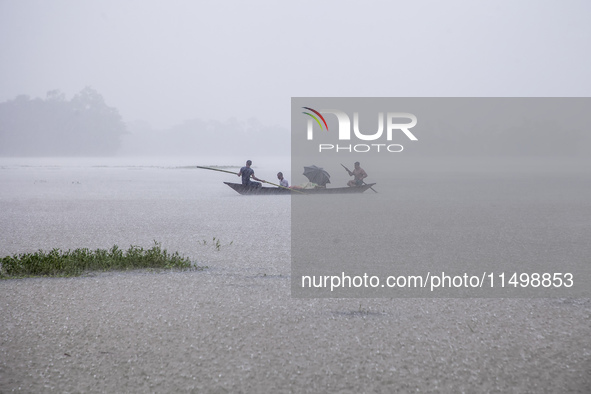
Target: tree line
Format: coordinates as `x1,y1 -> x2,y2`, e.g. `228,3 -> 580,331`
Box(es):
0,87 -> 126,156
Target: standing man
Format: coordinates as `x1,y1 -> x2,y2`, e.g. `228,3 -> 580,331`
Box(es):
346,161 -> 368,187
238,160 -> 264,188
277,172 -> 289,188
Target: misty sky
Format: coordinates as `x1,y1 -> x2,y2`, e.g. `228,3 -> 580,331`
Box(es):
1,0 -> 590,129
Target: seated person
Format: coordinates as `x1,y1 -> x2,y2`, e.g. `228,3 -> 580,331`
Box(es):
277,172 -> 289,188
238,160 -> 264,188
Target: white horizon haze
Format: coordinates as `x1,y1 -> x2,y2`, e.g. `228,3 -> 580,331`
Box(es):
1,0 -> 589,130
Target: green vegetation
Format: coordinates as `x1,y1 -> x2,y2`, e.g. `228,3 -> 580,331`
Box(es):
0,242 -> 201,279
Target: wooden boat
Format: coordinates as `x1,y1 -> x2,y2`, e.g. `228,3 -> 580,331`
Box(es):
223,182 -> 376,195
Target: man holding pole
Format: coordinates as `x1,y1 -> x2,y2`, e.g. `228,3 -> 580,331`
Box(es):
346,161 -> 368,187
238,160 -> 265,188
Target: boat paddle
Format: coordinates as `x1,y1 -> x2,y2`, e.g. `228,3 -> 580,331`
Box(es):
340,163 -> 378,193
196,165 -> 306,194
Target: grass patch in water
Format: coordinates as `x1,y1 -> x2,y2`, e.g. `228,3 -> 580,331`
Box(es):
0,242 -> 200,279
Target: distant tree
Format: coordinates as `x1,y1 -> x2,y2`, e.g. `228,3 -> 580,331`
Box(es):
46,89 -> 66,101
0,87 -> 126,156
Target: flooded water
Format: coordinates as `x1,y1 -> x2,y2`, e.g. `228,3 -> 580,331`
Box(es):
0,156 -> 292,274
2,155 -> 590,293
1,156 -> 590,392
292,156 -> 591,298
